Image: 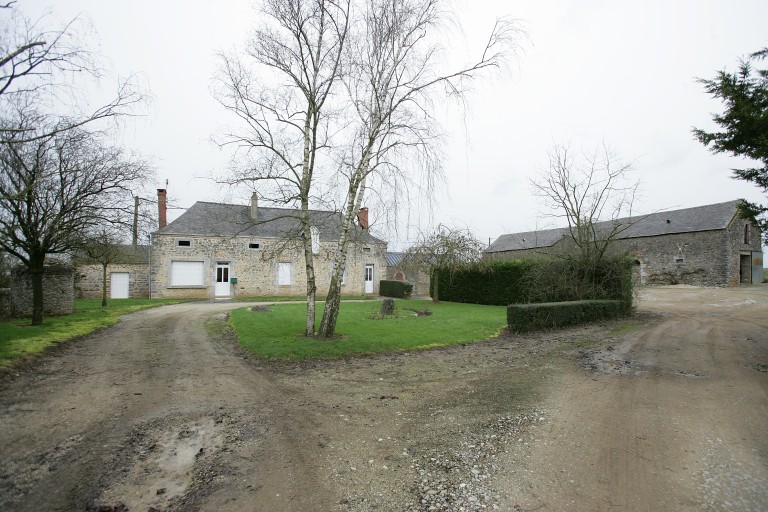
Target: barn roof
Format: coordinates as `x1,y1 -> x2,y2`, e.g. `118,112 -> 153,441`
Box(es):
386,252 -> 405,266
486,199 -> 745,253
155,201 -> 385,244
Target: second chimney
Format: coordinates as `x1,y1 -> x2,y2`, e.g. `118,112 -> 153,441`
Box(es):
250,192 -> 258,221
157,189 -> 167,229
357,207 -> 369,230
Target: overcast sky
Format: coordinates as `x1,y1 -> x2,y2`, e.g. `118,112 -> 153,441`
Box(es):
19,0 -> 768,249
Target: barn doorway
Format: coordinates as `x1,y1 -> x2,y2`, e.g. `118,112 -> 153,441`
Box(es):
739,254 -> 751,284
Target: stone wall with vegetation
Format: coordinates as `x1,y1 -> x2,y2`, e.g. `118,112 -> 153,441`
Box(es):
150,234 -> 388,299
10,263 -> 75,317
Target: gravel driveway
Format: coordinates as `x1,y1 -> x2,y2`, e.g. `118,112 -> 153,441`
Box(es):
1,287 -> 766,511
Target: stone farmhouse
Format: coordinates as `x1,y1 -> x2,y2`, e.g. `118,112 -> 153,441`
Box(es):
149,192 -> 388,299
485,199 -> 764,287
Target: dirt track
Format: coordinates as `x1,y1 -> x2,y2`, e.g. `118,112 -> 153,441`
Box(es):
0,287 -> 766,511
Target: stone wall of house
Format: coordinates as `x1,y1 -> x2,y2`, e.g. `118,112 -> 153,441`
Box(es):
0,288 -> 10,319
150,234 -> 388,299
76,264 -> 150,299
10,263 -> 75,317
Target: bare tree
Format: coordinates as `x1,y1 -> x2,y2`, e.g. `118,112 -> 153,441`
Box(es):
0,122 -> 151,325
214,0 -> 350,336
400,224 -> 485,303
0,5 -> 144,143
530,143 -> 639,297
318,0 -> 521,337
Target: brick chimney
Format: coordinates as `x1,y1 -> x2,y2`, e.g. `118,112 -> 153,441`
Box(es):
357,207 -> 369,230
250,192 -> 258,221
157,188 -> 167,229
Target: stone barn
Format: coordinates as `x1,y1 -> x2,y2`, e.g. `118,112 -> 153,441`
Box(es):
385,252 -> 431,297
485,200 -> 763,287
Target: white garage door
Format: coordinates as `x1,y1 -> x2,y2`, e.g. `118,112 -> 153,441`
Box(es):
111,272 -> 130,299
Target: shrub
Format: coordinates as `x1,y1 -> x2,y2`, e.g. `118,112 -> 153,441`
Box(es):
507,300 -> 625,333
379,280 -> 413,299
431,256 -> 632,311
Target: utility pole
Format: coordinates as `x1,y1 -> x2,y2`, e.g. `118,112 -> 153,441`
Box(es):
133,195 -> 139,248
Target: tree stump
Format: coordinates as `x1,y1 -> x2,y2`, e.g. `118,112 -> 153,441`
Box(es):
380,298 -> 395,316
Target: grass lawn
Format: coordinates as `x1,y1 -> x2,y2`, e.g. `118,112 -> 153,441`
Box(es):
230,299 -> 507,359
0,298 -> 181,368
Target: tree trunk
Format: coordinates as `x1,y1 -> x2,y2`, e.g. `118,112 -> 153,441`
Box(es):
432,268 -> 440,303
318,174 -> 368,339
303,241 -> 317,336
29,259 -> 44,326
101,263 -> 108,307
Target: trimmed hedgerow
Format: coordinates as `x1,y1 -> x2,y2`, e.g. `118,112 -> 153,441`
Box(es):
507,300 -> 624,333
379,280 -> 413,299
431,256 -> 633,312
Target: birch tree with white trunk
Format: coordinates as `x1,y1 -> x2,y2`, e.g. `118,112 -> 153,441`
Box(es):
214,0 -> 350,336
318,0 -> 521,338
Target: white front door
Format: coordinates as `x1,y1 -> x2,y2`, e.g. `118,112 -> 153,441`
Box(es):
110,272 -> 129,299
215,262 -> 231,297
364,264 -> 374,294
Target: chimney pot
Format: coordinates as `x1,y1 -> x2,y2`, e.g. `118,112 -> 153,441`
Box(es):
157,189 -> 167,229
250,192 -> 258,221
357,207 -> 369,230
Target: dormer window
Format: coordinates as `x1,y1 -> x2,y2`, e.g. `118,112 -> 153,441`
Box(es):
310,226 -> 320,255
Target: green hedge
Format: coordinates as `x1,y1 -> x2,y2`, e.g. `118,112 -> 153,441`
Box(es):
379,280 -> 413,299
507,300 -> 625,333
431,257 -> 633,310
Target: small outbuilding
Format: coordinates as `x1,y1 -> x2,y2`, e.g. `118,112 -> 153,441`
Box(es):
485,199 -> 763,287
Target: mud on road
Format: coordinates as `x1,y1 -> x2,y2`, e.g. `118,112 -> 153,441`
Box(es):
1,287 -> 767,512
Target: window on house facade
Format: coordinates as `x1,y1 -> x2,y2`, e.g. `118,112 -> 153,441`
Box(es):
248,242 -> 261,250
744,224 -> 750,244
362,246 -> 371,253
674,256 -> 684,264
177,239 -> 192,247
311,226 -> 320,255
277,262 -> 293,286
330,261 -> 347,285
170,260 -> 204,286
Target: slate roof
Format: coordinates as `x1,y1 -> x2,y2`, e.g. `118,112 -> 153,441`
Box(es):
156,201 -> 386,244
75,244 -> 149,264
486,199 -> 745,253
386,252 -> 405,266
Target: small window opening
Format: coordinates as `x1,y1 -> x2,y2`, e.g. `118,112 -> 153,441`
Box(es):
362,247 -> 371,253
177,239 -> 191,247
744,224 -> 750,244
675,256 -> 684,264
249,242 -> 260,249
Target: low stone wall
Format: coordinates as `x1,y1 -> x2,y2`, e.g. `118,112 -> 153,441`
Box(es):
0,288 -> 9,319
11,263 -> 75,317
